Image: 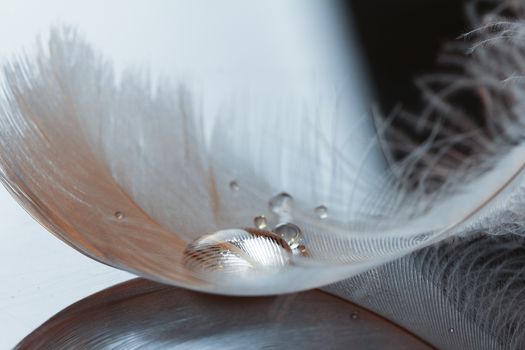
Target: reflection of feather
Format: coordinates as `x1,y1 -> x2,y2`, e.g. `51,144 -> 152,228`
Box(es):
15,278 -> 431,350
1,0 -> 525,299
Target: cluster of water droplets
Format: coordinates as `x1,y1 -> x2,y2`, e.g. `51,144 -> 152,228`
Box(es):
183,182 -> 329,277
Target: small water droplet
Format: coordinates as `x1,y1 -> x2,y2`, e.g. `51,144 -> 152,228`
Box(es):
273,223 -> 303,249
229,180 -> 240,191
314,205 -> 328,219
269,192 -> 294,216
183,228 -> 292,275
114,211 -> 124,220
448,327 -> 454,333
350,312 -> 359,320
254,216 -> 268,229
413,232 -> 431,243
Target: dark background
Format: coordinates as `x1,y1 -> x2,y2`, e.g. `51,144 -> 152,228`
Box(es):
342,0 -> 469,113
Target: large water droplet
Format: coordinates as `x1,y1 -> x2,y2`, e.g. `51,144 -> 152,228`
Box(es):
314,205 -> 328,219
253,216 -> 268,229
114,211 -> 124,220
269,192 -> 294,217
273,223 -> 303,249
183,229 -> 292,275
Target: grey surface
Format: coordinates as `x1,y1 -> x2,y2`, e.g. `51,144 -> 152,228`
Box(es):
16,279 -> 432,350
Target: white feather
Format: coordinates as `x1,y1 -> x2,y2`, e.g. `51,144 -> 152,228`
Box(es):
1,1 -> 525,296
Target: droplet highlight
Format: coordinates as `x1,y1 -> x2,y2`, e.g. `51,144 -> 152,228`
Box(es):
297,245 -> 308,256
314,205 -> 328,219
273,223 -> 303,249
350,312 -> 359,320
448,327 -> 455,333
183,228 -> 292,275
254,216 -> 268,229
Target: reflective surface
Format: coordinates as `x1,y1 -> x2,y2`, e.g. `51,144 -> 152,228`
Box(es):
16,279 -> 433,350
